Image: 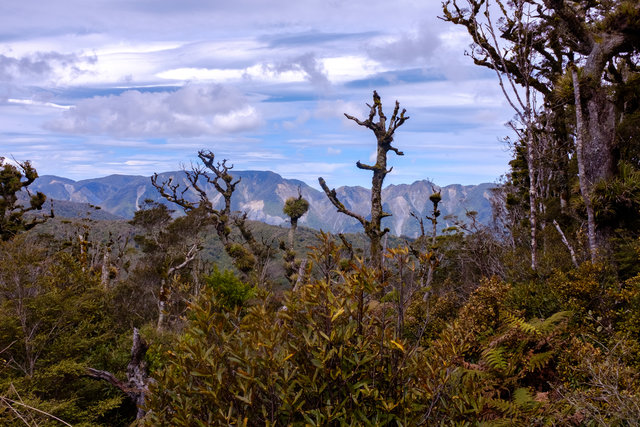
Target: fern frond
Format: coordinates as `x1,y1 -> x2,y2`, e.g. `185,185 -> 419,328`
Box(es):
487,397 -> 520,417
527,350 -> 554,372
512,387 -> 536,408
538,311 -> 571,333
482,347 -> 508,371
462,366 -> 488,380
504,312 -> 540,336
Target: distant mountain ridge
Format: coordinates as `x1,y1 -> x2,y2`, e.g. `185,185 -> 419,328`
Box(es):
32,171 -> 497,238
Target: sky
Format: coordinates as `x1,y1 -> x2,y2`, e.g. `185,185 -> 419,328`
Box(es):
1,0 -> 516,189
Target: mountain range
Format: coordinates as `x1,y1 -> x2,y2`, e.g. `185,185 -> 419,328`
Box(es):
31,171 -> 498,238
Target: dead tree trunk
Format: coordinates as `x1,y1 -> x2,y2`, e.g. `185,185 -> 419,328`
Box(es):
87,328 -> 150,420
319,91 -> 408,270
100,246 -> 111,289
157,243 -> 198,330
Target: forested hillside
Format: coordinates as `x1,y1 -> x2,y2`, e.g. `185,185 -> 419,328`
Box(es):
2,1 -> 640,425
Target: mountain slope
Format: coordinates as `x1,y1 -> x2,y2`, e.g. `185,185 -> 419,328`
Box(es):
32,171 -> 497,237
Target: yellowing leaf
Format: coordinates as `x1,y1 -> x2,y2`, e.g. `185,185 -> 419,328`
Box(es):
390,340 -> 405,352
331,308 -> 345,321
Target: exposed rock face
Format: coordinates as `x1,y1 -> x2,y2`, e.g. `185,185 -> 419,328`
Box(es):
32,171 -> 496,238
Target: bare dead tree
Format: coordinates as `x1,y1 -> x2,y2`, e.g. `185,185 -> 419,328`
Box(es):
281,187 -> 311,286
99,232 -> 131,289
319,91 -> 409,270
283,186 -> 309,248
152,150 -> 239,248
409,190 -> 444,298
424,191 -> 442,289
152,150 -> 273,285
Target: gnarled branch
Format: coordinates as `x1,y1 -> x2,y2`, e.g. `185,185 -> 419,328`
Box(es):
318,177 -> 367,226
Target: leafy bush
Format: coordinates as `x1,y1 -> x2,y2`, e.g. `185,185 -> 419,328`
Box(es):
145,259 -> 428,425
204,267 -> 255,310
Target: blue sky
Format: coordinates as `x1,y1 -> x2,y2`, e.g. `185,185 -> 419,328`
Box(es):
1,0 -> 515,188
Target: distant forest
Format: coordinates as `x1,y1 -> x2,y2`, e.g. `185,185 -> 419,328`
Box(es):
2,1 -> 640,425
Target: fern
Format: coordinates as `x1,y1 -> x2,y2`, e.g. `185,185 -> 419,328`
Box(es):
504,312 -> 540,336
538,311 -> 571,333
485,388 -> 539,422
512,387 -> 536,409
487,397 -> 520,417
482,347 -> 508,371
527,350 -> 554,372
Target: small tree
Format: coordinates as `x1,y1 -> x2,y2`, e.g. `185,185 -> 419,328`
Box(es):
282,187 -> 309,248
129,200 -> 204,330
281,188 -> 310,286
319,91 -> 409,269
0,157 -> 50,241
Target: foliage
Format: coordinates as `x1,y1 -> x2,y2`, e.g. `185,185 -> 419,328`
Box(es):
2,4 -> 640,419
282,195 -> 309,223
146,257 -> 425,425
128,201 -> 206,330
592,162 -> 640,230
204,267 -> 255,310
0,236 -> 134,425
0,157 -> 49,241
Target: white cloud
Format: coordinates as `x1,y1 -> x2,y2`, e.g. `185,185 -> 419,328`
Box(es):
283,110 -> 311,130
315,99 -> 368,121
322,56 -> 379,82
46,83 -> 262,137
0,51 -> 96,84
264,53 -> 330,88
157,67 -> 244,82
212,105 -> 262,133
8,98 -> 71,110
1,0 -> 515,187
366,21 -> 442,66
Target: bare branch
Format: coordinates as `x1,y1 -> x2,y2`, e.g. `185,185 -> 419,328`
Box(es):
344,112 -> 371,129
318,177 -> 367,226
86,367 -> 129,393
356,161 -> 377,171
388,146 -> 404,156
151,173 -> 197,212
410,211 -> 426,238
553,219 -> 578,267
0,396 -> 73,426
167,243 -> 199,276
87,328 -> 149,419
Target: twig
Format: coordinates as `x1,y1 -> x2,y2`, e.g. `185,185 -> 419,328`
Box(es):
0,396 -> 73,426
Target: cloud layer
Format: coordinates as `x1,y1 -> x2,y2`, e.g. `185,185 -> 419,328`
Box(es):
0,51 -> 95,84
46,84 -> 262,137
1,0 -> 515,187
